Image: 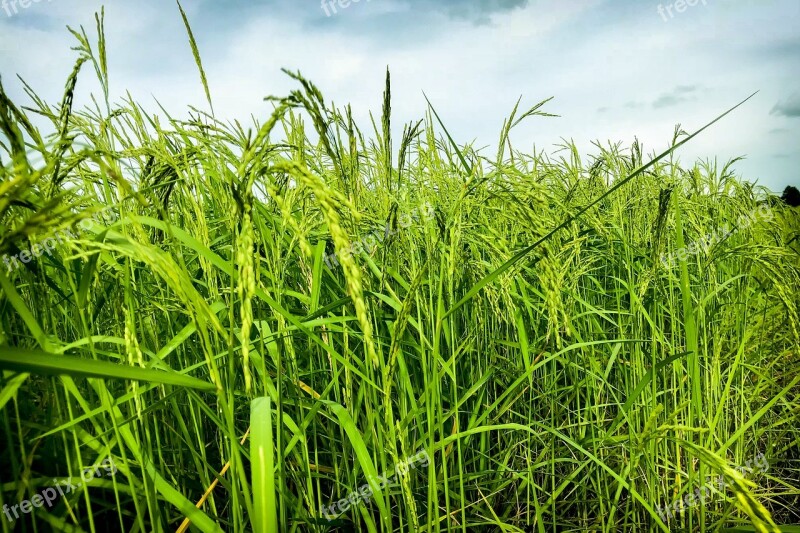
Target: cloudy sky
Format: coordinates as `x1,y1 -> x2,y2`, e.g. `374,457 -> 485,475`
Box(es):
0,0 -> 798,192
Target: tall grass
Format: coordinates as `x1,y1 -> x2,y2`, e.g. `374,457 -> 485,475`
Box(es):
1,10 -> 799,533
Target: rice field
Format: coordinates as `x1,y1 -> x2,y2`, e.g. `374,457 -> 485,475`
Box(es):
1,12 -> 799,533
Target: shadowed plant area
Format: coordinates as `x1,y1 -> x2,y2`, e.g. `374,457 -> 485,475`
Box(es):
2,8 -> 800,533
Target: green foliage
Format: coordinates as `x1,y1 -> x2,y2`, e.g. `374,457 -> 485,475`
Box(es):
0,9 -> 798,533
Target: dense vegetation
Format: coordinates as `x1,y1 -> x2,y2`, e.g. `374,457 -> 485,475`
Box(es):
1,11 -> 798,533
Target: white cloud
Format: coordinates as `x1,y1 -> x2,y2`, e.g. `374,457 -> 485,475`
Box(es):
0,0 -> 797,191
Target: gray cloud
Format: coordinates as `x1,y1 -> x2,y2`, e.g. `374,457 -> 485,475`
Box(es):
309,0 -> 530,37
770,93 -> 800,117
652,85 -> 700,109
431,0 -> 530,24
263,0 -> 530,26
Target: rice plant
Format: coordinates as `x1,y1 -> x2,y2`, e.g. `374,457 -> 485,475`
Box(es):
1,9 -> 798,533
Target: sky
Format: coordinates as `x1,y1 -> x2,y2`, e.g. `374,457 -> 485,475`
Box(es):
0,0 -> 798,192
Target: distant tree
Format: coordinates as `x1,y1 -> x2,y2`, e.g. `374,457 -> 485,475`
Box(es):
782,186 -> 800,207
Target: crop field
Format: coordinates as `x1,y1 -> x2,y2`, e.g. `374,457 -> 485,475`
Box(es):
1,12 -> 799,533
